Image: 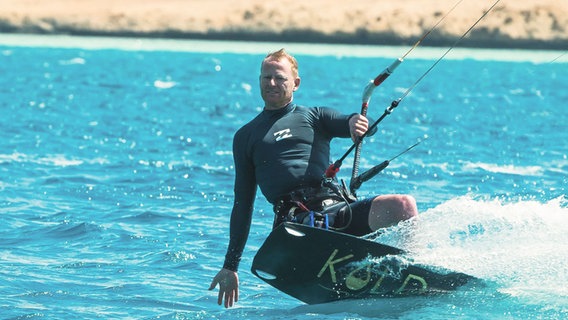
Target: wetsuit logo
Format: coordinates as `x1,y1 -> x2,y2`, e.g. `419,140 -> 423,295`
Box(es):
274,129 -> 292,142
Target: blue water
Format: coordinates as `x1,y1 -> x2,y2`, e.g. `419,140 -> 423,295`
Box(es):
1,35 -> 567,319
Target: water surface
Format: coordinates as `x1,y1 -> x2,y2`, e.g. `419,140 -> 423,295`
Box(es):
1,35 -> 566,319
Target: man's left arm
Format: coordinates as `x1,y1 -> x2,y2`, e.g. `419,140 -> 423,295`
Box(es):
318,107 -> 376,140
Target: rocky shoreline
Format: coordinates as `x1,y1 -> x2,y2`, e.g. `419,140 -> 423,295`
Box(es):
1,0 -> 566,50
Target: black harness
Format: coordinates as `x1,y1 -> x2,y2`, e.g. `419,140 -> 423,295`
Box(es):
272,183 -> 355,230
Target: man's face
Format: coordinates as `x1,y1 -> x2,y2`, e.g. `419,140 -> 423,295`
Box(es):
259,58 -> 300,110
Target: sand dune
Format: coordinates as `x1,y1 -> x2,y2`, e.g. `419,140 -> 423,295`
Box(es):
0,0 -> 566,49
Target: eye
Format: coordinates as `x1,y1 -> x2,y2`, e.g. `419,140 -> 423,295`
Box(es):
261,75 -> 288,83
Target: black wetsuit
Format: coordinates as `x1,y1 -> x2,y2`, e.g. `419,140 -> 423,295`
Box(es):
223,103 -> 371,271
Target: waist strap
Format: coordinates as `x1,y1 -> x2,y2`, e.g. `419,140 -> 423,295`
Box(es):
273,186 -> 341,212
272,186 -> 345,228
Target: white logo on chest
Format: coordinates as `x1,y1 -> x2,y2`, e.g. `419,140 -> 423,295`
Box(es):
274,128 -> 292,142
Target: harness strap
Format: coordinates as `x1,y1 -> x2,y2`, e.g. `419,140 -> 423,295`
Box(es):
293,200 -> 310,212
272,184 -> 354,229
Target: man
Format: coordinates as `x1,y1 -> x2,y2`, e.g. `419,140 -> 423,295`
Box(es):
209,49 -> 418,308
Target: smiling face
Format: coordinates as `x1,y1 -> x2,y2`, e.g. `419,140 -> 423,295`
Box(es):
259,57 -> 301,110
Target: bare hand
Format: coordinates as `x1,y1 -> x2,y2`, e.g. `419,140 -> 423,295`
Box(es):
209,268 -> 239,308
349,114 -> 369,142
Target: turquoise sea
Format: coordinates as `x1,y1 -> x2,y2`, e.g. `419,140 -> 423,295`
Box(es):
1,34 -> 566,319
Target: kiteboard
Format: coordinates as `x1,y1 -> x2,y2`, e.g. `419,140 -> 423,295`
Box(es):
251,222 -> 477,305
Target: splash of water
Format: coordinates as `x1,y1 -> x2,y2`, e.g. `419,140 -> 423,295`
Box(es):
369,195 -> 568,311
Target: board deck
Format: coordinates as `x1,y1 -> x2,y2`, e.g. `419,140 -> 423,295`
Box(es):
251,222 -> 476,304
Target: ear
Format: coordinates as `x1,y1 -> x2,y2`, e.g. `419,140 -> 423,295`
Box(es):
293,77 -> 301,91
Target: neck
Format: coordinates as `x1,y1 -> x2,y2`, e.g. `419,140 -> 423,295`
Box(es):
265,101 -> 292,111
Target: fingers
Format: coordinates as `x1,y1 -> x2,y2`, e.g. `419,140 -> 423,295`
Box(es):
220,287 -> 237,308
208,278 -> 218,291
210,278 -> 223,306
215,283 -> 233,307
354,117 -> 369,135
210,275 -> 225,306
349,115 -> 369,141
217,289 -> 224,306
210,269 -> 239,308
211,277 -> 237,308
224,290 -> 234,308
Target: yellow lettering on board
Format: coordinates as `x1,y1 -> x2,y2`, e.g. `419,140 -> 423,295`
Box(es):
395,274 -> 427,294
369,269 -> 387,294
317,249 -> 354,283
345,264 -> 372,291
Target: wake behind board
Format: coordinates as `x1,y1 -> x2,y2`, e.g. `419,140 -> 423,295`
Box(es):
251,222 -> 476,305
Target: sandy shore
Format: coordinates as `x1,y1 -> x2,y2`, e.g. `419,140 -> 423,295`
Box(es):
0,0 -> 566,50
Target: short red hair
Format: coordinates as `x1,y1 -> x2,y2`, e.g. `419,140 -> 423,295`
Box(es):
264,48 -> 299,78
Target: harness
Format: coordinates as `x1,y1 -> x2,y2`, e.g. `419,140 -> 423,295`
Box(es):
272,181 -> 355,230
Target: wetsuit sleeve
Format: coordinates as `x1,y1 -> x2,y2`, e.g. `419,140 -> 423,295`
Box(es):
318,107 -> 352,137
222,128 -> 257,272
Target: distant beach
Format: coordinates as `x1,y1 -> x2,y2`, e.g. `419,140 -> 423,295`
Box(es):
0,0 -> 566,50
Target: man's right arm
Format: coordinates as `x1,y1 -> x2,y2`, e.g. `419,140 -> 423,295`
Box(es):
223,128 -> 257,272
209,128 -> 257,308
209,190 -> 254,309
222,190 -> 256,271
